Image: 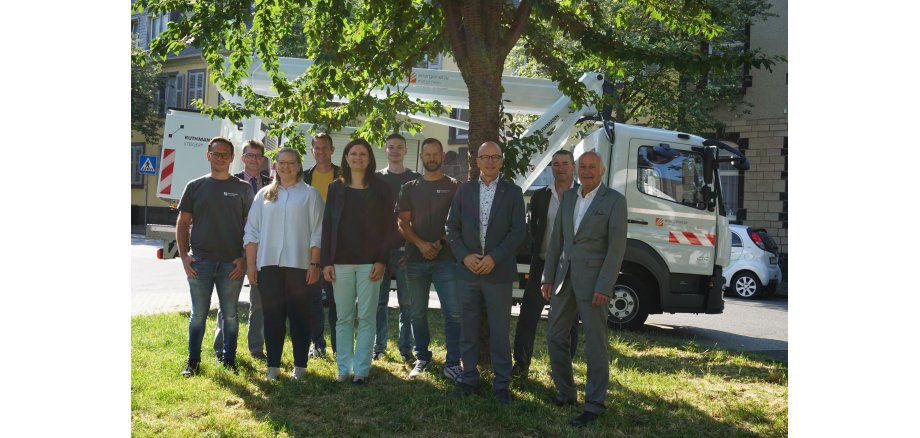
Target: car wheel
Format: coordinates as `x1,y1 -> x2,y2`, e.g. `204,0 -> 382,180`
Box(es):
607,273 -> 650,330
730,270 -> 763,299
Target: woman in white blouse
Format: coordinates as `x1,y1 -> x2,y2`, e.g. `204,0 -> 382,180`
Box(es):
244,147 -> 324,381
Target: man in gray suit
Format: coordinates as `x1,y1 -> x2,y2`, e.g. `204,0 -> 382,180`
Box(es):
541,150 -> 627,427
446,141 -> 526,405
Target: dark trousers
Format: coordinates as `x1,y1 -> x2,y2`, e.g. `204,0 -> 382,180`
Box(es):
310,275 -> 336,354
259,266 -> 313,368
458,278 -> 513,392
513,257 -> 579,371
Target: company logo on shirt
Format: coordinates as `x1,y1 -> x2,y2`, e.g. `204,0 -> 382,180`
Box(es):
436,189 -> 451,194
224,192 -> 239,197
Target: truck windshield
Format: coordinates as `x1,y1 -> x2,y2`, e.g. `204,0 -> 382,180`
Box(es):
637,146 -> 706,210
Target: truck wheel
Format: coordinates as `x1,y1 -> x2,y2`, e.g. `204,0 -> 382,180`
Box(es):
607,273 -> 649,330
730,270 -> 763,299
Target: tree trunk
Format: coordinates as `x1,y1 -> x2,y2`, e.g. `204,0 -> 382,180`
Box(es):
441,0 -> 532,369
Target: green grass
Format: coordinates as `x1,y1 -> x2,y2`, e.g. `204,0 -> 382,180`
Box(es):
132,307 -> 787,437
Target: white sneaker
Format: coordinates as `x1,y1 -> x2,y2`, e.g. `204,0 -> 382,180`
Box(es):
443,365 -> 463,383
408,359 -> 430,378
291,366 -> 307,380
266,367 -> 281,381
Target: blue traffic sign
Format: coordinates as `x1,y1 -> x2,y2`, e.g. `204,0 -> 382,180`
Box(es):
139,155 -> 158,175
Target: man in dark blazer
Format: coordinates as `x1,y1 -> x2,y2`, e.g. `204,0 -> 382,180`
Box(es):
303,133 -> 341,357
446,141 -> 526,405
214,139 -> 273,361
512,149 -> 579,378
541,151 -> 627,427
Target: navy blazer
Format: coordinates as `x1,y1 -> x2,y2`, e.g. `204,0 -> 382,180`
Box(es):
445,177 -> 526,283
320,179 -> 396,267
527,182 -> 579,258
234,171 -> 272,190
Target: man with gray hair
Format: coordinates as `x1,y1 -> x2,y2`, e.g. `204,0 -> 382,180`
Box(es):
541,150 -> 627,427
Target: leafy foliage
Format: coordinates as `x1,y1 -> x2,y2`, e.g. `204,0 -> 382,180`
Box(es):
131,39 -> 163,143
132,0 -> 781,177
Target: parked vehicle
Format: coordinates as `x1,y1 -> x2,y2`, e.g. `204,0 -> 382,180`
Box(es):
722,224 -> 782,299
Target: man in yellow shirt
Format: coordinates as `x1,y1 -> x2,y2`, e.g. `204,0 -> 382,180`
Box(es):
304,133 -> 340,357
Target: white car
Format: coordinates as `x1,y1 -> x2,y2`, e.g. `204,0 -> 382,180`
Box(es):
722,224 -> 783,299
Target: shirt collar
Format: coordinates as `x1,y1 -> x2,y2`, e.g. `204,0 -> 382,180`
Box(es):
243,170 -> 261,181
479,175 -> 500,188
550,180 -> 575,198
578,183 -> 601,200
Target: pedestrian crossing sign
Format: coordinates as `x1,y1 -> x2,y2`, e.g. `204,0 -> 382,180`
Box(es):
139,155 -> 158,175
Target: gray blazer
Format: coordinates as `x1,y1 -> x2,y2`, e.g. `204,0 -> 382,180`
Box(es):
542,184 -> 627,299
446,178 -> 526,283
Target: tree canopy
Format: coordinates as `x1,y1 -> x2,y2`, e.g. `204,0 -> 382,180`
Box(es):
134,0 -> 780,179
131,38 -> 163,143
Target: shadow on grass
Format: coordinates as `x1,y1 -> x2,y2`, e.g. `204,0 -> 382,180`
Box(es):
134,305 -> 786,436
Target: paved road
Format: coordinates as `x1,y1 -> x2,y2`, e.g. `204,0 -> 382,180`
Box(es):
132,229 -> 787,362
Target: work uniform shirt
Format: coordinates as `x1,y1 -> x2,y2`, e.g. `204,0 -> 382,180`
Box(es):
397,175 -> 459,262
177,175 -> 253,261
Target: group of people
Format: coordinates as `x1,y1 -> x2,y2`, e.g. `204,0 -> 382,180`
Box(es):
175,133 -> 626,427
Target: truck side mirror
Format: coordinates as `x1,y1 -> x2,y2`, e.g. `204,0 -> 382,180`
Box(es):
703,148 -> 715,185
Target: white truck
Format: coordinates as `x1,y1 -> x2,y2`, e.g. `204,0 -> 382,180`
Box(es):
147,58 -> 750,329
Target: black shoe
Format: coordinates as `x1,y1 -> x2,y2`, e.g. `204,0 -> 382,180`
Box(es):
181,360 -> 201,378
450,382 -> 476,399
251,351 -> 267,361
511,363 -> 529,378
372,351 -> 383,361
352,377 -> 367,386
401,352 -> 415,363
494,389 -> 512,405
570,411 -> 598,427
214,351 -> 223,362
309,346 -> 327,359
550,396 -> 577,407
221,358 -> 238,374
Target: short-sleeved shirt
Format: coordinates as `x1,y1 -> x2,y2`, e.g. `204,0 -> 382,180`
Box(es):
177,175 -> 253,262
377,168 -> 421,247
397,175 -> 459,262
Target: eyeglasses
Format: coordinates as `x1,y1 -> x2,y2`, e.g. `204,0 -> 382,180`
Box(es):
276,161 -> 299,167
477,155 -> 503,162
243,153 -> 264,159
209,151 -> 232,160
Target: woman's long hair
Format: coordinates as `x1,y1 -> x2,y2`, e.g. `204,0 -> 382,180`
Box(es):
264,147 -> 304,203
339,138 -> 378,188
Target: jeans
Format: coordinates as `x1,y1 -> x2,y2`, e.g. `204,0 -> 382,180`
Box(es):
375,249 -> 414,355
214,282 -> 264,355
259,266 -> 312,368
333,264 -> 382,378
513,257 -> 578,371
310,276 -> 336,354
186,257 -> 244,362
406,260 -> 461,367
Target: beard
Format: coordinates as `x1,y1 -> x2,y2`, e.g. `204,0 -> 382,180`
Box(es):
423,160 -> 442,172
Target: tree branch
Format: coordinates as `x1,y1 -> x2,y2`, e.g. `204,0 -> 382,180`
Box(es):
500,0 -> 532,60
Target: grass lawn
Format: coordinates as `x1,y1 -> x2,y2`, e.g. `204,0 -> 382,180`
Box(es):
132,306 -> 787,437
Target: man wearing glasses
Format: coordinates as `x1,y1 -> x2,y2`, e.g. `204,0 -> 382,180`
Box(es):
445,141 -> 526,405
176,137 -> 254,376
213,139 -> 272,362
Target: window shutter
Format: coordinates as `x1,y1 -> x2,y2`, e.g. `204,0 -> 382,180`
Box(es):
175,73 -> 184,109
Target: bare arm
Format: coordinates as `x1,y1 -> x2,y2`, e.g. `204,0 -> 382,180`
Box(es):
176,212 -> 197,278
399,211 -> 439,260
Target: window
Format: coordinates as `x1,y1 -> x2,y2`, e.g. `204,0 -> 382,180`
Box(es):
719,162 -> 740,221
448,108 -> 469,145
414,53 -> 442,70
704,24 -> 751,91
731,232 -> 743,247
156,73 -> 184,114
187,70 -> 206,108
131,19 -> 139,43
636,146 -> 706,210
132,143 -> 145,187
147,14 -> 169,44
